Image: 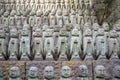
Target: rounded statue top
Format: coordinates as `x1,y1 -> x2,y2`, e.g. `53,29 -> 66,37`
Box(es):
28,66 -> 39,78
61,66 -> 72,78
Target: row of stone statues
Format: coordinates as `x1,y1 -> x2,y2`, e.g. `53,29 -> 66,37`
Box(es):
0,22 -> 120,61
0,8 -> 97,30
0,62 -> 120,80
0,0 -> 92,12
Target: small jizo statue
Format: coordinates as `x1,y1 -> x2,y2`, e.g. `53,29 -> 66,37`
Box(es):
9,66 -> 22,80
28,66 -> 39,80
8,28 -> 19,60
43,10 -> 49,26
60,66 -> 73,80
0,28 -> 7,60
44,66 -> 55,80
49,9 -> 56,27
19,27 -> 31,61
32,28 -> 43,61
70,28 -> 82,61
83,28 -> 94,60
63,9 -> 70,25
76,65 -> 89,80
9,10 -> 16,27
70,9 -> 77,24
57,28 -> 68,61
56,9 -> 63,28
95,28 -> 108,59
44,29 -> 54,60
84,10 -> 91,25
29,11 -> 36,27
113,65 -> 120,80
2,11 -> 9,26
95,65 -> 106,80
0,67 -> 4,80
108,30 -> 119,60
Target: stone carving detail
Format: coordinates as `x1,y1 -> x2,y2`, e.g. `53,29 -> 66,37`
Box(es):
95,65 -> 106,80
76,65 -> 89,80
19,27 -> 31,61
60,66 -> 72,80
8,28 -> 19,60
113,65 -> 120,80
9,66 -> 22,80
28,66 -> 39,80
44,66 -> 55,80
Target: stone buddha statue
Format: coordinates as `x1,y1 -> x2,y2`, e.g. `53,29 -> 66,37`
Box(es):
108,30 -> 119,60
84,10 -> 91,25
70,28 -> 82,61
9,10 -> 16,29
29,10 -> 36,27
70,9 -> 77,24
19,27 -> 30,61
0,28 -> 6,60
2,11 -> 9,26
76,65 -> 89,80
15,11 -> 23,31
95,28 -> 108,59
50,9 -> 56,27
91,10 -> 98,25
35,10 -> 43,27
43,10 -> 49,26
83,28 -> 94,60
44,66 -> 55,80
28,66 -> 39,80
60,66 -> 73,80
8,28 -> 19,60
44,29 -> 54,59
32,28 -> 43,61
77,9 -> 84,30
113,66 -> 120,80
63,9 -> 70,25
9,66 -> 22,80
57,28 -> 68,61
56,8 -> 63,28
94,65 -> 106,80
92,23 -> 100,47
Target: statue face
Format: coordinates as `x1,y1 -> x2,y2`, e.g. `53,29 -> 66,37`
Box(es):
102,22 -> 109,31
78,65 -> 88,77
95,65 -> 106,78
28,67 -> 38,78
114,66 -> 120,78
9,66 -> 20,78
44,66 -> 54,79
10,29 -> 18,37
61,66 -> 71,78
93,23 -> 99,30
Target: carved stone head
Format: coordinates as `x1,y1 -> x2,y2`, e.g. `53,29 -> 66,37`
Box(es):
113,65 -> 120,78
92,23 -> 100,31
10,28 -> 18,38
57,9 -> 62,16
84,28 -> 92,36
61,66 -> 71,78
78,65 -> 89,77
21,27 -> 29,36
28,66 -> 39,78
10,10 -> 16,16
109,30 -> 118,38
113,23 -> 120,31
95,65 -> 106,78
33,28 -> 42,37
36,10 -> 43,17
98,28 -> 104,36
102,22 -> 109,31
4,11 -> 9,17
9,66 -> 21,78
63,9 -> 69,16
44,66 -> 54,79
